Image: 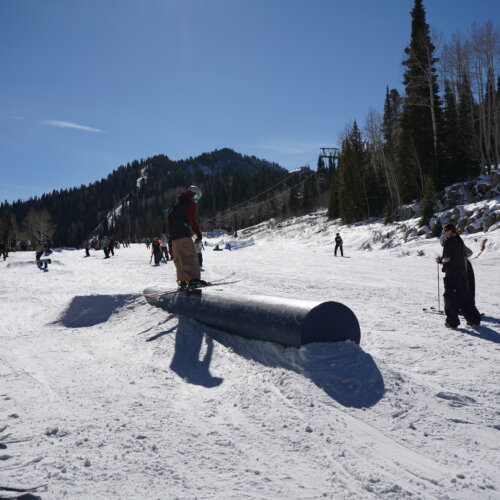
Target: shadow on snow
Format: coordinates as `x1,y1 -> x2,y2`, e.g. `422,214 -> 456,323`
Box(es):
151,316 -> 384,407
57,294 -> 384,406
168,318 -> 223,388
56,294 -> 139,328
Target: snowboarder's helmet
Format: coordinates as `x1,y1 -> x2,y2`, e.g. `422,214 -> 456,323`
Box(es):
188,185 -> 202,201
188,185 -> 202,196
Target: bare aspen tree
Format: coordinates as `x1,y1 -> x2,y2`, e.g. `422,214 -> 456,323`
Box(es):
23,209 -> 56,242
440,32 -> 472,97
470,21 -> 500,173
365,109 -> 400,210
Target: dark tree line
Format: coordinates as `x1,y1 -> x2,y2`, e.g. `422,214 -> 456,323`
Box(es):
0,149 -> 291,246
328,0 -> 499,226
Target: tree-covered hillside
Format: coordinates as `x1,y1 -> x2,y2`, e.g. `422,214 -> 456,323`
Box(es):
0,149 -> 303,246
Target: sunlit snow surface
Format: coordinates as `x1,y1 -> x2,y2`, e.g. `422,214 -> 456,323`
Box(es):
1,215 -> 499,499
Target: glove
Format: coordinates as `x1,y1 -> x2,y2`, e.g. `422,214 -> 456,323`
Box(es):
435,256 -> 443,264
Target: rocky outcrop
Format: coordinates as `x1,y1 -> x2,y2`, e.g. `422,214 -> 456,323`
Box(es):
399,169 -> 500,233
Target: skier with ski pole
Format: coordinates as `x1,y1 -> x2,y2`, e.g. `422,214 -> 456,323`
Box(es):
437,223 -> 481,329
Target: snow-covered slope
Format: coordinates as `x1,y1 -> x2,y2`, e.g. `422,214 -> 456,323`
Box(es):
1,215 -> 499,499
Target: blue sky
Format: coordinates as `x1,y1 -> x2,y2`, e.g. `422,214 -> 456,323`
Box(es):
0,0 -> 498,203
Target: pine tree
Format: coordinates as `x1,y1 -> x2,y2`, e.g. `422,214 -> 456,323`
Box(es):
398,0 -> 442,201
303,172 -> 318,211
327,167 -> 340,220
382,87 -> 403,213
419,177 -> 436,227
337,122 -> 368,223
456,72 -> 481,179
316,155 -> 329,192
0,210 -> 17,246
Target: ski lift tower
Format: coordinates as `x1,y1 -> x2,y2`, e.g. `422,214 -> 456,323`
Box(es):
319,147 -> 339,165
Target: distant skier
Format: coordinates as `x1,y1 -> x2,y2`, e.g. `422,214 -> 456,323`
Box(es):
194,236 -> 204,269
151,237 -> 162,266
101,236 -> 110,259
160,234 -> 170,262
167,186 -> 208,288
437,223 -> 480,328
334,233 -> 344,257
109,237 -> 115,256
0,241 -> 7,260
84,240 -> 91,257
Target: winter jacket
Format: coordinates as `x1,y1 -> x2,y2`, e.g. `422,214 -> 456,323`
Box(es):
442,236 -> 466,275
167,192 -> 202,241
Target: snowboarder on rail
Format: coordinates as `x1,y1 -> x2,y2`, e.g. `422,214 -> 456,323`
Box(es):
167,186 -> 208,289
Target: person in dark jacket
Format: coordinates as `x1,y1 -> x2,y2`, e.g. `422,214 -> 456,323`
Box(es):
334,233 -> 343,257
101,236 -> 110,258
441,234 -> 476,303
0,241 -> 7,261
151,237 -> 162,266
438,223 -> 481,328
167,186 -> 208,288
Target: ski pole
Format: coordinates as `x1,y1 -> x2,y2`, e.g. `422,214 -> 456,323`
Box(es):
437,260 -> 441,313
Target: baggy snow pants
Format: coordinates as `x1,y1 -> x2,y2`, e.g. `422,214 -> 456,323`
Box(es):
172,237 -> 200,282
443,272 -> 481,327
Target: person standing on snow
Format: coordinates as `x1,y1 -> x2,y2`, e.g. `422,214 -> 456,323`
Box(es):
437,223 -> 481,328
167,186 -> 208,289
151,237 -> 162,266
101,236 -> 110,259
0,241 -> 7,261
440,232 -> 476,303
194,236 -> 204,269
160,234 -> 170,262
334,233 -> 344,257
84,240 -> 91,257
108,237 -> 115,256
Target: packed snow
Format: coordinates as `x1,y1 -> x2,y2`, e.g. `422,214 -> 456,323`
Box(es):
1,214 -> 499,499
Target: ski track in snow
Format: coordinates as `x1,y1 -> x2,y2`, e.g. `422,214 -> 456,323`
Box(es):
0,217 -> 499,499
